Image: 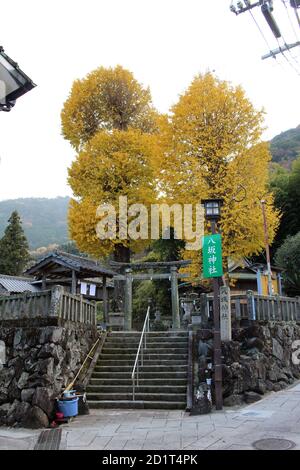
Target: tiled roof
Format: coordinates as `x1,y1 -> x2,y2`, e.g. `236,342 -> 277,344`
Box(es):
0,274 -> 40,293
25,251 -> 116,278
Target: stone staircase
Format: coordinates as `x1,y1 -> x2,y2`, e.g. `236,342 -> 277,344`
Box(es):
87,331 -> 188,409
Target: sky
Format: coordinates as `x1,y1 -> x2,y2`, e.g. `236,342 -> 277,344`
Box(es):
0,0 -> 299,201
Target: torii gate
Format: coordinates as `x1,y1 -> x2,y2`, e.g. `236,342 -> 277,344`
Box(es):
110,260 -> 192,330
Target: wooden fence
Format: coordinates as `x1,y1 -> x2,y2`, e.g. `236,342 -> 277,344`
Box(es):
59,290 -> 96,325
0,286 -> 96,325
205,290 -> 300,322
0,290 -> 52,320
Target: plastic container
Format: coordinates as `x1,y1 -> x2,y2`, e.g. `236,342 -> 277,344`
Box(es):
57,397 -> 79,417
63,390 -> 76,398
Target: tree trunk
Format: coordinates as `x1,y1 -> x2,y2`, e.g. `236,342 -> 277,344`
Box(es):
114,244 -> 130,263
113,244 -> 130,312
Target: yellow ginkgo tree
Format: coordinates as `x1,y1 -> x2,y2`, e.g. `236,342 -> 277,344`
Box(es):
159,72 -> 280,278
68,129 -> 158,260
61,65 -> 161,262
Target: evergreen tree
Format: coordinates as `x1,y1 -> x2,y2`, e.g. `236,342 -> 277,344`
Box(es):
0,211 -> 30,275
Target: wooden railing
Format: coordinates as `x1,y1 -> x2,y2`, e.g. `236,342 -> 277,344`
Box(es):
244,291 -> 300,322
204,290 -> 300,323
0,286 -> 96,325
59,290 -> 96,325
0,290 -> 52,320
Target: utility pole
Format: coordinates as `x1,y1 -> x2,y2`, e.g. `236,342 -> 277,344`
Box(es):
202,199 -> 224,411
230,0 -> 300,60
261,200 -> 273,296
210,220 -> 223,410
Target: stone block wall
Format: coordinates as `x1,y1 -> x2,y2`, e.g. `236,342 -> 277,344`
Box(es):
194,321 -> 300,407
0,322 -> 97,428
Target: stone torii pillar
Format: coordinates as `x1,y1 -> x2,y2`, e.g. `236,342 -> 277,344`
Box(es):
102,275 -> 108,323
124,268 -> 133,330
170,266 -> 181,329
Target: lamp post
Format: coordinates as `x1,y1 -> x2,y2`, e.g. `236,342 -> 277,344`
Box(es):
0,47 -> 36,112
201,198 -> 223,410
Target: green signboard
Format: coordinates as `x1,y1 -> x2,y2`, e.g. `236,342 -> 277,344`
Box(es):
202,234 -> 223,278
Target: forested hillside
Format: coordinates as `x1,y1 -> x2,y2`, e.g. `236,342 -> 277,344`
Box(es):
0,197 -> 70,249
270,125 -> 300,168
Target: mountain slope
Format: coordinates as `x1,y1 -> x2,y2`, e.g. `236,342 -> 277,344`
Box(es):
0,197 -> 70,249
270,125 -> 300,168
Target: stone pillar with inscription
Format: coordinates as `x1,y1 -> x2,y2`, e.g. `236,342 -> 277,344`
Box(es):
220,286 -> 232,342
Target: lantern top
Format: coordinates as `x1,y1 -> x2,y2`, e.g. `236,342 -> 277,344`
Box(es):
201,198 -> 224,220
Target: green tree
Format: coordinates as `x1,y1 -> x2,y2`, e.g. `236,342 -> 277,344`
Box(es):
151,227 -> 185,262
270,157 -> 300,256
0,211 -> 30,275
133,229 -> 185,322
275,232 -> 300,296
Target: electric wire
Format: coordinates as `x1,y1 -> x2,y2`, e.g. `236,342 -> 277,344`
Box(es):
276,37 -> 300,74
281,0 -> 300,42
292,1 -> 300,28
248,9 -> 276,58
279,0 -> 300,67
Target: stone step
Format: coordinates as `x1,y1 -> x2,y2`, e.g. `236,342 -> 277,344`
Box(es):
94,361 -> 187,373
95,359 -> 187,370
87,400 -> 186,410
86,392 -> 186,402
86,330 -> 188,411
89,378 -> 187,386
87,385 -> 187,393
92,371 -> 187,379
104,342 -> 188,349
105,336 -> 188,346
97,352 -> 187,364
102,346 -> 188,353
108,330 -> 188,334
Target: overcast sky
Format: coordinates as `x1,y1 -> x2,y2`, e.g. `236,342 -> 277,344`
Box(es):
0,0 -> 299,201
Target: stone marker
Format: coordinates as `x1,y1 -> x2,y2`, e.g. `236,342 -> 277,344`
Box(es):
220,286 -> 232,342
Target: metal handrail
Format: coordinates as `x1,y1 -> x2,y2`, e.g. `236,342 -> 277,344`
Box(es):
131,306 -> 150,401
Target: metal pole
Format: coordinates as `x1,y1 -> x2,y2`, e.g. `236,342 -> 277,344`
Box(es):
211,220 -> 223,410
261,200 -> 273,296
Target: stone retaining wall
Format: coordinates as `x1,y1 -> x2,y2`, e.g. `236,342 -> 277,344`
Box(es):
0,322 -> 97,428
194,321 -> 300,406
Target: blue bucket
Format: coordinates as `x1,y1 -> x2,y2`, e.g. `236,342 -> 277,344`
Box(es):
57,397 -> 79,417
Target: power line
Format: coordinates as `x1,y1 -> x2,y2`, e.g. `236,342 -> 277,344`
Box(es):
230,0 -> 300,74
276,37 -> 300,74
281,0 -> 300,42
291,1 -> 300,28
280,0 -> 300,67
248,8 -> 276,57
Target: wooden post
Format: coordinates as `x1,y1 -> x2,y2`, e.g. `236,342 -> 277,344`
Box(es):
170,267 -> 180,329
103,275 -> 108,323
235,299 -> 241,321
274,294 -> 280,320
80,294 -> 83,323
42,275 -> 47,290
71,270 -> 77,295
200,293 -> 209,325
124,268 -> 133,331
220,286 -> 232,342
296,297 -> 300,322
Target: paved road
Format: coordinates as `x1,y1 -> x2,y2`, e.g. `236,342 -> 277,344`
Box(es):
1,382 -> 300,450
